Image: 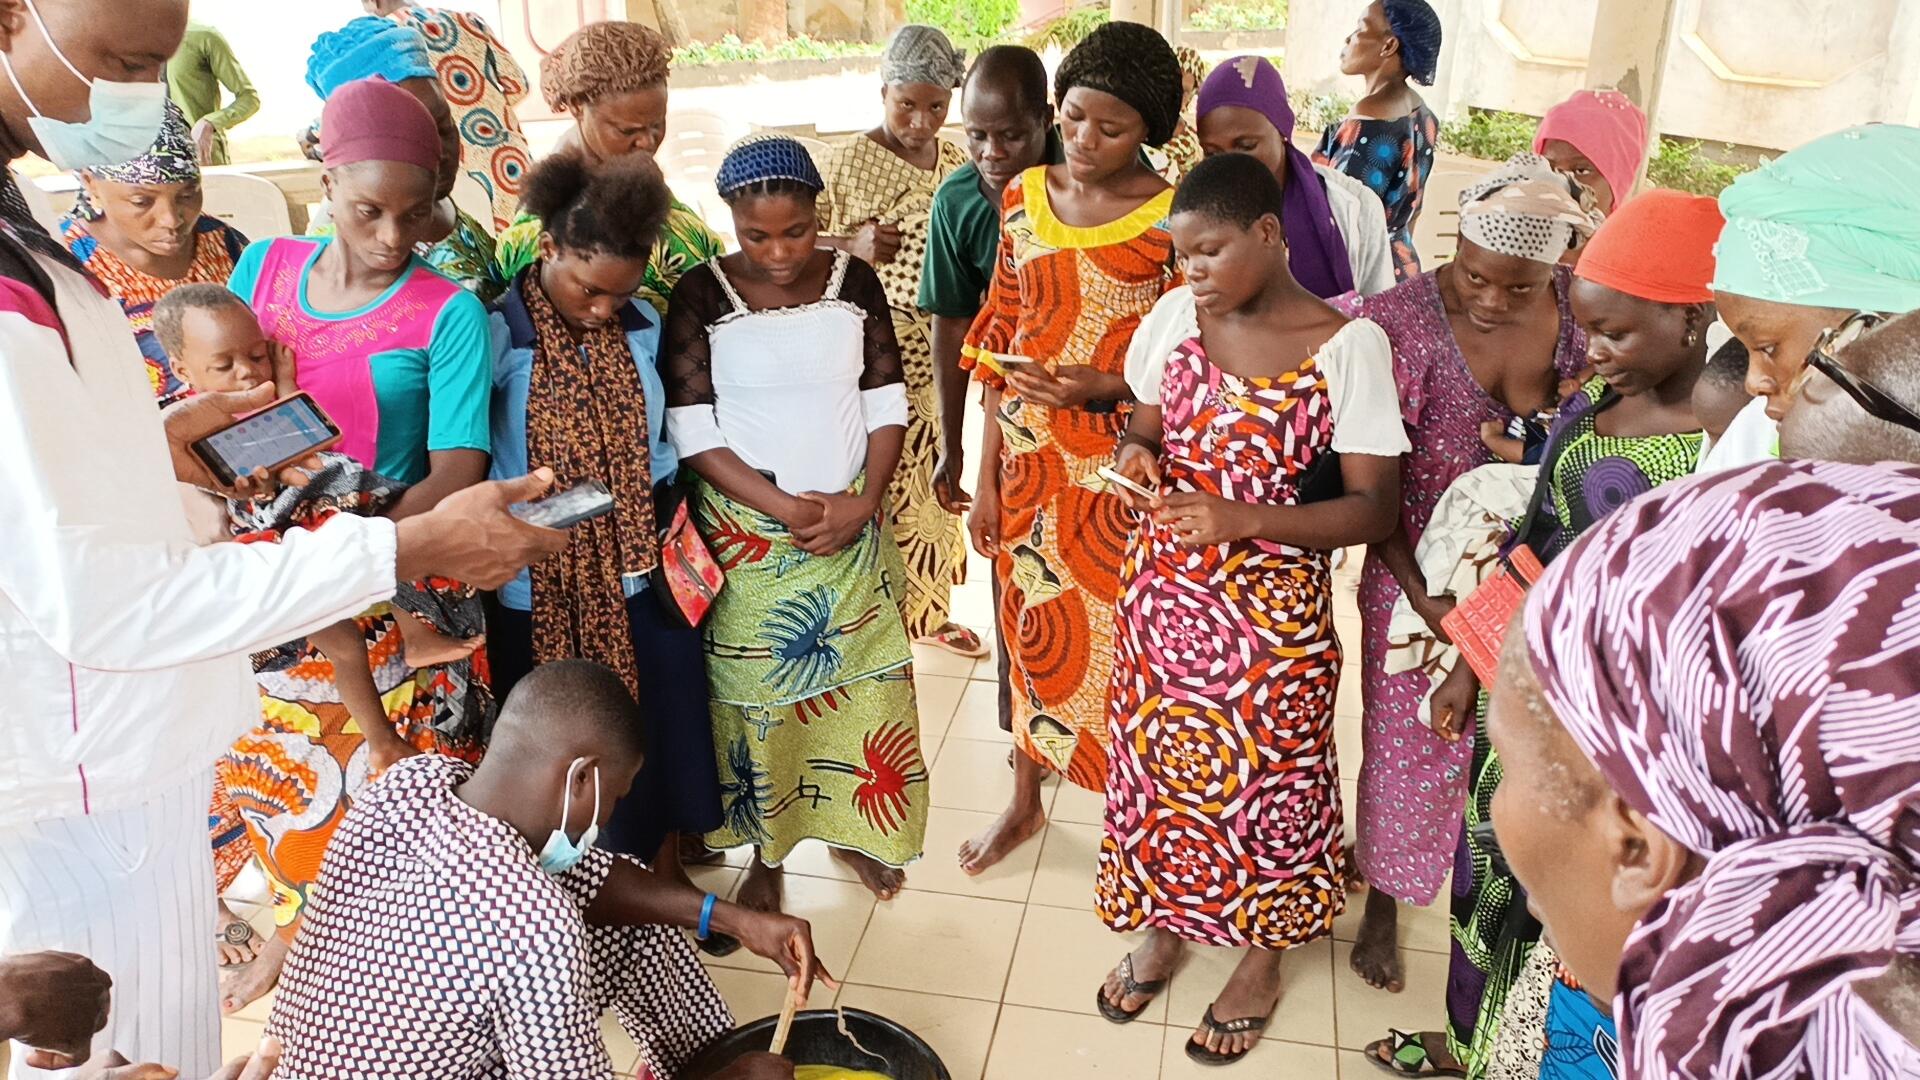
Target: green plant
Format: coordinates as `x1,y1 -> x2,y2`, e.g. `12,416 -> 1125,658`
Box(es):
906,0 -> 1021,49
1438,108 -> 1535,162
1187,0 -> 1288,32
671,33 -> 882,67
1288,91 -> 1353,134
1647,138 -> 1751,197
1021,5 -> 1110,51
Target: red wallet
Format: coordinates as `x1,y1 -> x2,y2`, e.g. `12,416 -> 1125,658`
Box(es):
1442,544 -> 1545,685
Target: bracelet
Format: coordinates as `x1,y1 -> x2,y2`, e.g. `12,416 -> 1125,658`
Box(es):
697,892 -> 718,940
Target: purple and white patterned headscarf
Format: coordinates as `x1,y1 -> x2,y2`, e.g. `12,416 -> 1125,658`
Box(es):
1524,458 -> 1920,1079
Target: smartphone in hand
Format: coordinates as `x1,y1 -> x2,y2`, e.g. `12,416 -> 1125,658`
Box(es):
190,391 -> 341,487
510,480 -> 616,529
1097,464 -> 1158,501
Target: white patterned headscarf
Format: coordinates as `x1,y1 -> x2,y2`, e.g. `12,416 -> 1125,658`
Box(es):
881,24 -> 966,88
1524,458 -> 1920,1080
1457,152 -> 1603,264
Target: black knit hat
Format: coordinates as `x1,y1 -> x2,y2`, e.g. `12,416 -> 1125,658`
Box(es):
1053,21 -> 1183,148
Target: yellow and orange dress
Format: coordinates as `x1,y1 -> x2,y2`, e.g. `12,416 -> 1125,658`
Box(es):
961,166 -> 1179,790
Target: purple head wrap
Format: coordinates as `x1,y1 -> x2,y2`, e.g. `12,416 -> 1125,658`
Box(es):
1196,56 -> 1354,298
1524,459 -> 1920,1080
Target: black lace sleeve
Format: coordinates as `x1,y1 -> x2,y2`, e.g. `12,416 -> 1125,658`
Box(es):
839,256 -> 906,391
663,264 -> 726,407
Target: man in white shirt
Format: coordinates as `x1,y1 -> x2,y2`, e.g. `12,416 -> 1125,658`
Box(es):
0,1 -> 569,1074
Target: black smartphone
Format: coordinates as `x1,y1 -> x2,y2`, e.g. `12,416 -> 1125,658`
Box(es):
190,391 -> 342,487
510,480 -> 617,529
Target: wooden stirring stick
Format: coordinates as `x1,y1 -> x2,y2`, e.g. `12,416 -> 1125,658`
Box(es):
768,980 -> 801,1056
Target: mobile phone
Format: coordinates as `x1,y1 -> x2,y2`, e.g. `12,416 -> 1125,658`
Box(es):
190,391 -> 341,487
1097,464 -> 1158,501
510,480 -> 617,529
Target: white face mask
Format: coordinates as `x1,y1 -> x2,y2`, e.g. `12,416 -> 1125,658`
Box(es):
535,758 -> 601,876
0,0 -> 166,170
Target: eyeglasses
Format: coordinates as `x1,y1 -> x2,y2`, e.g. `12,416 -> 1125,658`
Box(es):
1788,311 -> 1920,435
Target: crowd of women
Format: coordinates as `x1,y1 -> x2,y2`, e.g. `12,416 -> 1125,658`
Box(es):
70,0 -> 1920,1075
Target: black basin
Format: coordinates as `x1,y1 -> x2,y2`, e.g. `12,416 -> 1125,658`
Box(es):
678,1007 -> 949,1080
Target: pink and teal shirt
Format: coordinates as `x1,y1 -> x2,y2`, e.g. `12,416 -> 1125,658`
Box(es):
228,236 -> 492,485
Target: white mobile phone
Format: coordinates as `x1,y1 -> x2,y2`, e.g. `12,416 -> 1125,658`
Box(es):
510,480 -> 616,529
1097,465 -> 1158,500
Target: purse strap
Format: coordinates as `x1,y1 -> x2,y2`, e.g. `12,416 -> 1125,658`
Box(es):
1508,386 -> 1620,559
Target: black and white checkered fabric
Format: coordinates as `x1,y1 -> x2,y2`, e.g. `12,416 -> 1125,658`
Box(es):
265,755 -> 732,1079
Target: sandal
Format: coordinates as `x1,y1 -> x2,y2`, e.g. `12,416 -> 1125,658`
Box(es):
916,624 -> 990,659
217,913 -> 264,969
1363,1029 -> 1465,1076
1184,1003 -> 1273,1066
1094,952 -> 1167,1024
697,931 -> 741,958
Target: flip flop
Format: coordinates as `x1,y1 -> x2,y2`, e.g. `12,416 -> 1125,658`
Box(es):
916,625 -> 990,659
1184,1003 -> 1272,1066
1094,952 -> 1167,1024
697,931 -> 741,958
1363,1029 -> 1466,1076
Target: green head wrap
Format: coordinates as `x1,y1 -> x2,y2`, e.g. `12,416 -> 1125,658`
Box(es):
1712,124 -> 1920,314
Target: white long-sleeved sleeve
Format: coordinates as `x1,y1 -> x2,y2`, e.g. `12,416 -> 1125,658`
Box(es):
0,308 -> 399,674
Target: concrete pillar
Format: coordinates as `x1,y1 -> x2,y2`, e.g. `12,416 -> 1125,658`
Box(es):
1583,0 -> 1681,187
1110,0 -> 1155,27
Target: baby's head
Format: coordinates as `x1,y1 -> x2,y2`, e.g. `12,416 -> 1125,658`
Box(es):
1692,337 -> 1753,445
155,284 -> 272,394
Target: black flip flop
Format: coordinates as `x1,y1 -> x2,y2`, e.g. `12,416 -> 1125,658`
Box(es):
1094,952 -> 1167,1024
1184,1003 -> 1272,1066
697,931 -> 741,958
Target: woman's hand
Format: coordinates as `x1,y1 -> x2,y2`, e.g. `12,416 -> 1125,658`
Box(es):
1004,364 -> 1124,409
792,491 -> 875,556
848,219 -> 903,266
1411,592 -> 1457,644
1428,662 -> 1477,744
968,473 -> 1002,558
1155,491 -> 1250,546
1111,441 -> 1161,513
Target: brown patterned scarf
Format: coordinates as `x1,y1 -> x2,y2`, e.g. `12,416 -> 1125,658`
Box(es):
522,261 -> 658,696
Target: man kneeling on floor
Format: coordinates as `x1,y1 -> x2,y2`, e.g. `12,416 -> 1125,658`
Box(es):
264,660 -> 820,1079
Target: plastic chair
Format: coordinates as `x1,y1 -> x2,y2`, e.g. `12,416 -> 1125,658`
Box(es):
19,173 -> 72,235
658,108 -> 743,247
199,172 -> 293,241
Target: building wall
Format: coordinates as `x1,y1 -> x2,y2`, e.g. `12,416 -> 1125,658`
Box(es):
1284,0 -> 1920,152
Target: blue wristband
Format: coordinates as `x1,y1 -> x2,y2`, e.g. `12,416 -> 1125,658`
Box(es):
697,892 -> 718,940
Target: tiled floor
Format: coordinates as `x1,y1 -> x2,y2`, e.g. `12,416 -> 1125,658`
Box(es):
221,541 -> 1450,1079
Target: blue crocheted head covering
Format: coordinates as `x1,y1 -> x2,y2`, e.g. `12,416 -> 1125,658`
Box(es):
1382,0 -> 1442,85
716,134 -> 824,200
306,17 -> 434,101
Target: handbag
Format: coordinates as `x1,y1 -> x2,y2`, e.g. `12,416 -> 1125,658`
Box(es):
650,481 -> 725,629
1296,448 -> 1344,504
1438,393 -> 1605,684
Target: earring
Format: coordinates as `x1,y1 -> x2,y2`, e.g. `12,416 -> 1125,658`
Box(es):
1685,329 -> 1699,346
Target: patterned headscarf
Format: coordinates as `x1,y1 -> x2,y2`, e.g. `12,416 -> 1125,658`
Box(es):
73,97 -> 199,221
881,24 -> 965,89
1174,43 -> 1207,106
1525,458 -> 1920,1080
1712,123 -> 1920,314
1196,56 -> 1353,298
1457,152 -> 1602,264
1382,0 -> 1443,85
1534,89 -> 1648,210
541,20 -> 672,114
716,134 -> 823,199
1053,21 -> 1184,148
306,16 -> 434,101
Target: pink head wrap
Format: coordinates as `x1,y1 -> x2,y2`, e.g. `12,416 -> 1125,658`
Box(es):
319,77 -> 441,176
1533,89 -> 1649,209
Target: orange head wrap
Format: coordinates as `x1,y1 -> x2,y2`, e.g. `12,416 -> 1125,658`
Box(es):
1574,188 -> 1725,304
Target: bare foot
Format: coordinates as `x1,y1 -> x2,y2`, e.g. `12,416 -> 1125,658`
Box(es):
221,927 -> 292,1015
737,857 -> 785,915
833,848 -> 905,901
216,901 -> 263,968
391,609 -> 482,668
957,799 -> 1046,876
680,833 -> 726,867
1099,928 -> 1182,1017
1189,947 -> 1283,1060
1351,887 -> 1405,992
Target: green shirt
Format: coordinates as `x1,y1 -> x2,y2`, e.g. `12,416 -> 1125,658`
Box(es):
166,23 -> 259,166
918,130 -> 1064,319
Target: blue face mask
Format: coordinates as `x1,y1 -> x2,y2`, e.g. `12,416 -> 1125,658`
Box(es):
0,0 -> 166,171
536,758 -> 601,876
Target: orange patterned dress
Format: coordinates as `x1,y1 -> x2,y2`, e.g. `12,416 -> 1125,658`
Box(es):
961,166 -> 1178,790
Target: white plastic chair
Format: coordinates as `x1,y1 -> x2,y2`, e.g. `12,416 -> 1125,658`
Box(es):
199,172 -> 293,241
20,173 -> 72,235
658,108 -> 743,242
450,172 -> 494,228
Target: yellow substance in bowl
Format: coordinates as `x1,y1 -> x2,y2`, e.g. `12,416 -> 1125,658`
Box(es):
792,1068 -> 892,1080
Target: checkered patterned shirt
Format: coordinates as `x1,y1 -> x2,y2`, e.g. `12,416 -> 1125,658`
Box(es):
265,754 -> 731,1078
